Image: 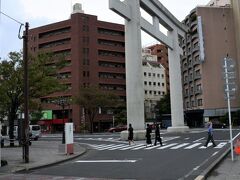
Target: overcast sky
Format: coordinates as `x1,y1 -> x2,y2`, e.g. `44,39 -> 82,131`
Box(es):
0,0 -> 210,59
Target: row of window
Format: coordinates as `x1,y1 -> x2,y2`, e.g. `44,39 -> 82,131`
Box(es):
145,90 -> 165,95
57,72 -> 71,79
144,72 -> 164,78
39,38 -> 70,49
39,27 -> 70,39
98,39 -> 124,48
184,84 -> 202,96
98,28 -> 124,36
144,81 -> 165,87
186,98 -> 203,108
99,84 -> 126,91
99,61 -> 125,68
99,72 -> 125,79
98,50 -> 125,57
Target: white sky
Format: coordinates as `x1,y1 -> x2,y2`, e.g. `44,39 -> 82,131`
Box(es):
0,0 -> 210,59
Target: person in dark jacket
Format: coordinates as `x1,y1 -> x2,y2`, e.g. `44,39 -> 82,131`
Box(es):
204,121 -> 217,147
128,123 -> 134,145
154,123 -> 162,146
146,124 -> 152,147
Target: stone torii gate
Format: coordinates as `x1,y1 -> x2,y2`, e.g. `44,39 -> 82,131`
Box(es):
109,0 -> 189,137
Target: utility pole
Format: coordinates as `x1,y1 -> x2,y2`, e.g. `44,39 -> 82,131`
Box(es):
23,22 -> 29,163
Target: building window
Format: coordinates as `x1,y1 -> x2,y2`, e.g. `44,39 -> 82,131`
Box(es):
148,73 -> 151,77
83,58 -> 89,65
149,82 -> 152,86
144,81 -> 147,85
197,99 -> 203,106
145,90 -> 147,94
191,100 -> 195,107
162,83 -> 165,87
196,84 -> 202,91
144,72 -> 147,76
83,25 -> 89,32
153,82 -> 156,86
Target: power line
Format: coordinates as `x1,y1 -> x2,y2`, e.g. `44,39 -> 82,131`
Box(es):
0,11 -> 23,25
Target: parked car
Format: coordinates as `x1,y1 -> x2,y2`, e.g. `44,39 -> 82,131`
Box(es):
29,125 -> 41,141
108,125 -> 127,133
212,121 -> 227,129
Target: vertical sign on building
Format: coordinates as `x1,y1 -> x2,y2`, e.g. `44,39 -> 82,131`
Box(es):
197,16 -> 205,62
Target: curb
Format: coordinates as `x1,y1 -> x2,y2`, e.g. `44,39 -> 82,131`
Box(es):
195,147 -> 231,180
14,145 -> 87,173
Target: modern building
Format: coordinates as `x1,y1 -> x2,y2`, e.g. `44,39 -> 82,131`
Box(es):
142,48 -> 167,122
181,1 -> 240,127
28,4 -> 126,133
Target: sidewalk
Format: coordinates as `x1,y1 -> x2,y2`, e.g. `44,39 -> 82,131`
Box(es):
0,140 -> 86,175
207,151 -> 240,180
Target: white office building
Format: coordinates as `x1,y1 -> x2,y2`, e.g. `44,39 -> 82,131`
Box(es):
142,48 -> 167,121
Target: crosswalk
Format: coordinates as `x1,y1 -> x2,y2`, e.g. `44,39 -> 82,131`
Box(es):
89,142 -> 228,151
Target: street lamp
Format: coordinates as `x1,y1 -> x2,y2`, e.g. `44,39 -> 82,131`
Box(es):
52,96 -> 70,144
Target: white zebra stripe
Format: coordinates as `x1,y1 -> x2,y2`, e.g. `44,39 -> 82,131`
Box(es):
199,143 -> 213,149
184,143 -> 202,149
157,143 -> 178,149
108,144 -> 130,150
119,144 -> 143,150
96,144 -> 118,150
132,145 -> 147,150
214,142 -> 227,149
170,143 -> 189,149
145,144 -> 161,150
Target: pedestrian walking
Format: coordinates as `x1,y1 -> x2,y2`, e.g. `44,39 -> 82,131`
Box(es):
204,121 -> 217,147
146,124 -> 152,147
154,123 -> 162,146
128,123 -> 134,145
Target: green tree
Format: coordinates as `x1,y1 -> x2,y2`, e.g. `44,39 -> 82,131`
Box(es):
113,104 -> 127,126
155,93 -> 171,120
74,86 -> 120,133
0,51 -> 66,146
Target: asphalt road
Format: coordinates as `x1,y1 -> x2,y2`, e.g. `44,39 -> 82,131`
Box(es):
25,128 -> 240,180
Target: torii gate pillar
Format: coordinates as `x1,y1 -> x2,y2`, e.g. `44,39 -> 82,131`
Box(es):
110,0 -> 189,137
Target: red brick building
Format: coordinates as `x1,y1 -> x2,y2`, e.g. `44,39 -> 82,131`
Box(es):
28,11 -> 126,133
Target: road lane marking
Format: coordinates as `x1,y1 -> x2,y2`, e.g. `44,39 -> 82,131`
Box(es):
170,143 -> 189,149
162,136 -> 180,142
214,142 -> 227,149
108,144 -> 130,150
193,137 -> 205,142
95,144 -> 118,150
199,142 -> 213,149
157,143 -> 178,149
184,143 -> 202,149
211,151 -> 219,157
75,160 -> 137,163
132,145 -> 147,150
145,144 -> 161,150
120,144 -> 143,150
